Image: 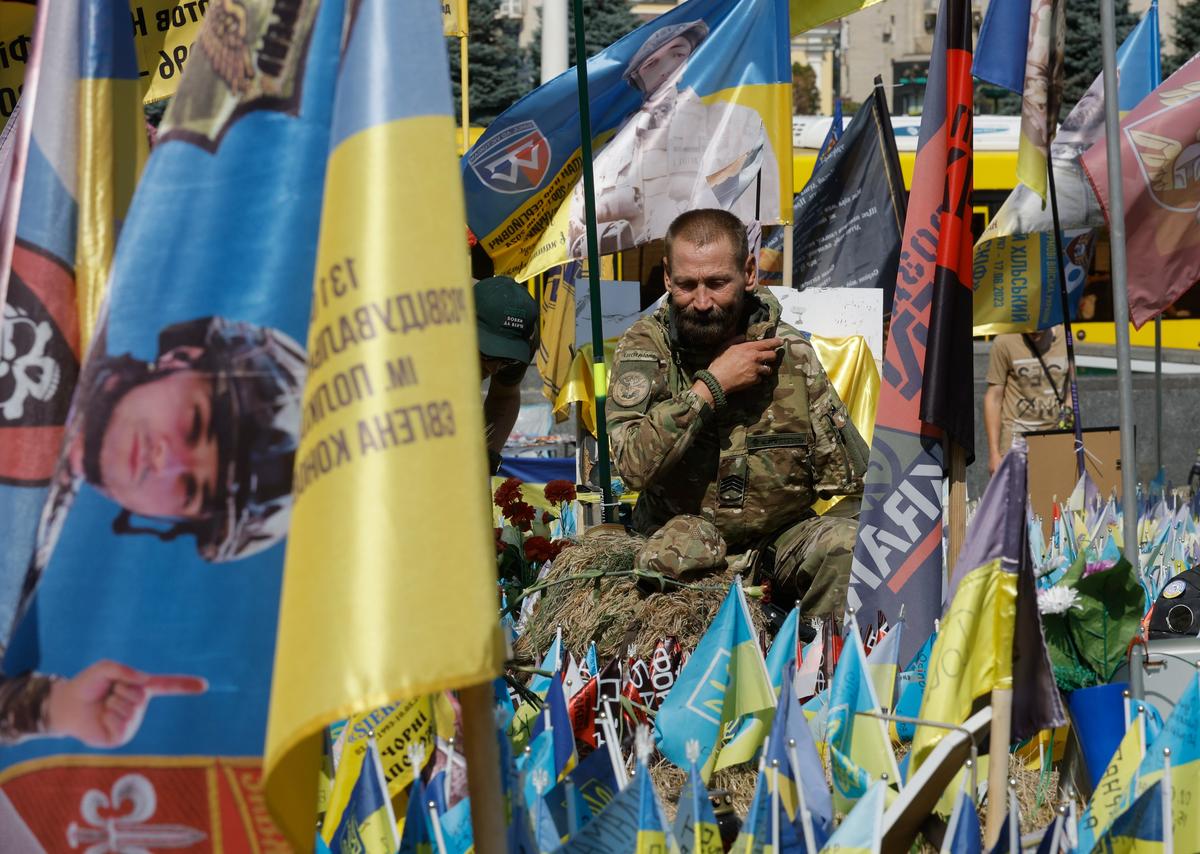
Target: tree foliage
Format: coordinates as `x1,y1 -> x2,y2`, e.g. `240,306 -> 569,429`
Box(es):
1063,0 -> 1137,108
792,62 -> 820,114
1167,0 -> 1200,76
527,0 -> 643,81
447,0 -> 532,127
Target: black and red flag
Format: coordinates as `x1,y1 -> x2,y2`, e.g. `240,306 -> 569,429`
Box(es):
848,0 -> 974,668
917,0 -> 976,460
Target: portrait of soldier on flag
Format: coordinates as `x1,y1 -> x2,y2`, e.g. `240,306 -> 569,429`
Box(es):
565,19 -> 781,257
0,316 -> 305,754
24,316 -> 305,590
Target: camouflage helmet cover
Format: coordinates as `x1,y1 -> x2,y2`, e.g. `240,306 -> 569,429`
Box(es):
636,514 -> 727,578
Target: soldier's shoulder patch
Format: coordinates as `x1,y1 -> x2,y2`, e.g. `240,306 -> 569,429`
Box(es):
612,369 -> 652,407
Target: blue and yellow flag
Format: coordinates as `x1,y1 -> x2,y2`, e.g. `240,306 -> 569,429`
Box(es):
328,734 -> 400,854
674,752 -> 723,854
826,618 -> 899,812
0,0 -> 337,848
264,0 -> 505,843
558,754 -> 676,854
940,780 -> 981,854
0,0 -> 147,641
1124,674 -> 1199,850
820,780 -> 887,854
767,662 -> 833,837
655,581 -> 776,781
1097,780 -> 1167,854
528,673 -> 578,784
722,604 -> 799,763
462,0 -> 792,280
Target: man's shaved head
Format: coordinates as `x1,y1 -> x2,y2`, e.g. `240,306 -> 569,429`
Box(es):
664,208 -> 749,270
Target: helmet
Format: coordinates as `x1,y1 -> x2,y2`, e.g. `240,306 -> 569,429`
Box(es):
180,317 -> 305,562
622,21 -> 709,93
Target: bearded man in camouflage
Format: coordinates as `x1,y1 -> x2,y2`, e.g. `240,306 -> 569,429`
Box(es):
608,209 -> 868,616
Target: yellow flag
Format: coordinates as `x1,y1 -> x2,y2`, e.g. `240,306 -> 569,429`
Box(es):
442,0 -> 467,37
264,0 -> 504,845
790,0 -> 885,37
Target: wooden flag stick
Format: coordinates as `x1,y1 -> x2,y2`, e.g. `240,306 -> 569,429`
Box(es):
946,443 -> 967,571
460,681 -> 506,854
984,687 -> 1013,848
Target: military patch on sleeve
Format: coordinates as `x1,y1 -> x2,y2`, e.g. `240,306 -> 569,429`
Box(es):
612,370 -> 652,407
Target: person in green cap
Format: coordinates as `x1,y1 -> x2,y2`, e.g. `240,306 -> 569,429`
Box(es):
475,275 -> 540,474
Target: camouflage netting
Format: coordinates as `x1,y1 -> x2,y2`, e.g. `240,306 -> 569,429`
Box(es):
511,524 -> 770,665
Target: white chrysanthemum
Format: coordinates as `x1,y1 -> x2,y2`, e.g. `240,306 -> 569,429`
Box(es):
1037,585 -> 1081,615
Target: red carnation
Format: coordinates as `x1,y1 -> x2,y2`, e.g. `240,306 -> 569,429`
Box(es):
503,501 -> 537,531
493,477 -> 523,509
541,511 -> 554,524
548,540 -> 570,560
524,535 -> 556,563
543,479 -> 577,504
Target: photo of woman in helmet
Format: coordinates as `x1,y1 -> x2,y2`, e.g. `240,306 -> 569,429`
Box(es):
0,316 -> 305,748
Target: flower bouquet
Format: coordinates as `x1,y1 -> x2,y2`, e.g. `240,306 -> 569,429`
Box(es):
492,477 -> 576,607
1038,549 -> 1145,691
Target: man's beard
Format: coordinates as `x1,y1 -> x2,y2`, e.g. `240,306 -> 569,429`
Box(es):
670,291 -> 745,352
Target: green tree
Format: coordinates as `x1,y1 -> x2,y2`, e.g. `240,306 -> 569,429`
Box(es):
1167,0 -> 1200,76
1064,0 -> 1137,108
447,0 -> 532,127
527,0 -> 643,80
791,62 -> 820,114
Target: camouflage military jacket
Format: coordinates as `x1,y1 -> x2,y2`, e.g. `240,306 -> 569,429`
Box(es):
607,289 -> 868,549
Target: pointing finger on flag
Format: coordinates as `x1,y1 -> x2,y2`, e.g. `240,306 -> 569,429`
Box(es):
145,674 -> 209,696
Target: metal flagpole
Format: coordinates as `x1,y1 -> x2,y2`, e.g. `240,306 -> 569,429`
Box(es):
1045,162 -> 1086,477
1098,0 -> 1140,566
571,0 -> 616,522
1155,317 -> 1163,472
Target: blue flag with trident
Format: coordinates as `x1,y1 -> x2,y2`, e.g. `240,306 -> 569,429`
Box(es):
654,580 -> 775,781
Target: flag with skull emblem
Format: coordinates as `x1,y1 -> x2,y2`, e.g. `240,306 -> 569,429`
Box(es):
0,0 -> 147,640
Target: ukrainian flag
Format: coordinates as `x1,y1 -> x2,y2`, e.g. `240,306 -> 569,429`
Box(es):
75,0 -> 148,347
328,734 -> 400,854
826,618 -> 899,812
655,581 -> 776,781
264,0 -> 504,842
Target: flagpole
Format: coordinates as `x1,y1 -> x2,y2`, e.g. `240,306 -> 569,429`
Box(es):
1154,317 -> 1163,472
983,688 -> 1013,848
460,1 -> 469,135
571,0 -> 616,521
1044,160 -> 1086,478
1098,0 -> 1141,567
460,682 -> 507,854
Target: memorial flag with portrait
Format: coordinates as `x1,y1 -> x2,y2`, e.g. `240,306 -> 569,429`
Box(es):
0,0 -> 340,849
462,0 -> 792,281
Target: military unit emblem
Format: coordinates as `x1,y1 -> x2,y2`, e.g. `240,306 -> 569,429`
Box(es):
467,121 -> 552,194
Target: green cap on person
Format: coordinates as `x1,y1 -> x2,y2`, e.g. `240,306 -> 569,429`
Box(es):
475,276 -> 539,365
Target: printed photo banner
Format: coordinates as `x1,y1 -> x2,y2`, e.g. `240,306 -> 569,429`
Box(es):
0,0 -> 339,849
462,0 -> 792,281
0,0 -> 206,131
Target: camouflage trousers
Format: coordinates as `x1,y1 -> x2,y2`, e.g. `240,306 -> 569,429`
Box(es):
761,506 -> 858,617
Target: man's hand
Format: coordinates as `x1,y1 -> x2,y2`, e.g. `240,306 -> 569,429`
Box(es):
45,660 -> 207,748
707,337 -> 783,395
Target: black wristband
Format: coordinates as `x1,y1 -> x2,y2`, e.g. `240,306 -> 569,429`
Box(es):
693,369 -> 727,410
